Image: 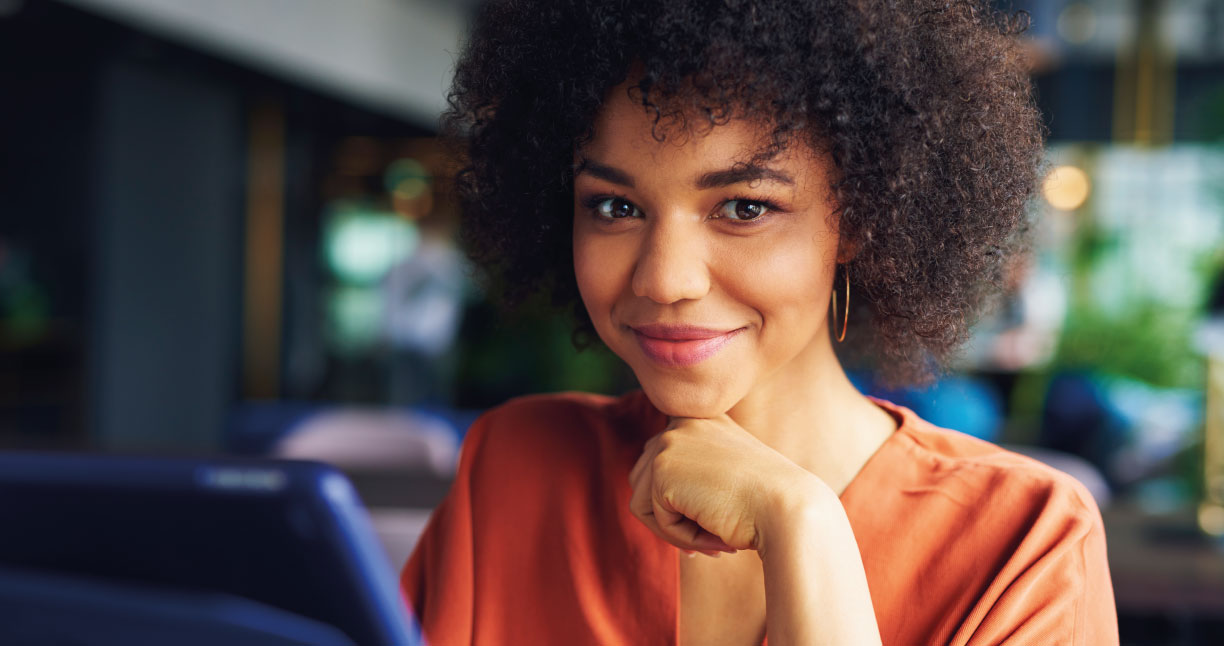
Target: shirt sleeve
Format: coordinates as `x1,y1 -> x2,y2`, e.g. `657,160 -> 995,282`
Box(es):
400,413 -> 490,646
955,482 -> 1119,646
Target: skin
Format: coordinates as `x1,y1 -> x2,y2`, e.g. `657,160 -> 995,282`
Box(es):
572,82 -> 897,645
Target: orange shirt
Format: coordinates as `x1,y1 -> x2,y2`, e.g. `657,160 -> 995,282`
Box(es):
401,390 -> 1118,645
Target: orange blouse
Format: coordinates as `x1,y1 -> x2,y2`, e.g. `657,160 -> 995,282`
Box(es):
401,390 -> 1118,645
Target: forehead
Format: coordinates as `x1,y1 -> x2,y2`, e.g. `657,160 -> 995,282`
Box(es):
579,82 -> 830,188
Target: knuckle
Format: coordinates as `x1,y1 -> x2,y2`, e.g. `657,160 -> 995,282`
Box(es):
667,418 -> 695,433
656,486 -> 675,509
657,429 -> 679,448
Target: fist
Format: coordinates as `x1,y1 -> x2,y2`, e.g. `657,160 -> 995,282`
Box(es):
627,415 -> 815,556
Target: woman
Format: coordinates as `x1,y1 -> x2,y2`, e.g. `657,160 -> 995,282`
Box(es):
402,1 -> 1118,644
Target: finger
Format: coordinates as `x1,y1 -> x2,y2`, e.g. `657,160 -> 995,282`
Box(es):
691,530 -> 737,552
628,465 -> 659,529
628,442 -> 660,490
651,496 -> 706,550
630,463 -> 694,551
651,494 -> 737,553
667,415 -> 709,428
630,471 -> 737,554
629,433 -> 665,486
630,442 -> 738,552
664,416 -> 694,432
650,491 -> 687,538
628,450 -> 648,488
630,490 -> 670,553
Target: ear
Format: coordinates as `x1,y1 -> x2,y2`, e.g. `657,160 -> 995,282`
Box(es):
826,187 -> 858,264
836,232 -> 862,265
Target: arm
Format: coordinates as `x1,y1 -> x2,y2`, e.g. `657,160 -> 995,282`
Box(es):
757,482 -> 881,646
629,416 -> 884,644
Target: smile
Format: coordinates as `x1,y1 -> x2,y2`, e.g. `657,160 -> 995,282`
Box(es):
629,324 -> 744,367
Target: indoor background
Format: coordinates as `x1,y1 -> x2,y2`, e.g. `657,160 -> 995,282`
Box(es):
1,1 -> 1222,643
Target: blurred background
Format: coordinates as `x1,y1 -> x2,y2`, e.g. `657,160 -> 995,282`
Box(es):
0,0 -> 1222,643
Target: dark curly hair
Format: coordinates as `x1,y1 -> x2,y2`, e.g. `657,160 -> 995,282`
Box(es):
445,0 -> 1045,386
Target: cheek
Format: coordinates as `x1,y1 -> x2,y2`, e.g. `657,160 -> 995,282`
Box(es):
572,227 -> 626,321
719,230 -> 837,321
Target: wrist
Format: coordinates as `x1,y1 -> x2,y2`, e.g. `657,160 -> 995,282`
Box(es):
756,471 -> 843,559
754,471 -> 882,645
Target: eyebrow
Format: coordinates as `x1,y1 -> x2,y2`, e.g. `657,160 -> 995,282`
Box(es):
695,164 -> 794,189
574,159 -> 636,187
574,158 -> 794,189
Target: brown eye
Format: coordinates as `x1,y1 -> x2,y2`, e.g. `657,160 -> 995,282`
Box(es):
594,197 -> 641,219
719,200 -> 768,221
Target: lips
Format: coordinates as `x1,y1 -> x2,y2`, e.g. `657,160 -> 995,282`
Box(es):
629,324 -> 744,367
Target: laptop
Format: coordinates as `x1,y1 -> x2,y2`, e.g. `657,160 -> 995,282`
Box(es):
0,452 -> 423,645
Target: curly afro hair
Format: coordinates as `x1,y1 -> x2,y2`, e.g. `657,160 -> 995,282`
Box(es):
445,0 -> 1045,386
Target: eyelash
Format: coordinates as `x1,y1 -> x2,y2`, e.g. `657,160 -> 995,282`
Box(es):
580,193 -> 785,225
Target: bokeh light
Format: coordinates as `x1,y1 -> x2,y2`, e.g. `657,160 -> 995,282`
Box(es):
1056,3 -> 1096,46
1198,502 -> 1224,537
1041,164 -> 1091,211
324,207 -> 419,285
385,158 -> 433,219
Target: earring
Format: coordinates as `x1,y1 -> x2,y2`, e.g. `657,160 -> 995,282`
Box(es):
831,265 -> 849,343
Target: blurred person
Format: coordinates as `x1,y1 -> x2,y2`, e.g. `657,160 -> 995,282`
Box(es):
382,211 -> 468,406
402,1 -> 1117,645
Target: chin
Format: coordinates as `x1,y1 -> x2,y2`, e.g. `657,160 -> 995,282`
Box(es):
635,374 -> 743,419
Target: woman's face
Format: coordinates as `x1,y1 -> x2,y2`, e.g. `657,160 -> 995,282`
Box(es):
572,87 -> 843,418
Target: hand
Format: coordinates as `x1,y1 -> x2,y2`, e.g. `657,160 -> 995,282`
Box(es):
628,414 -> 823,557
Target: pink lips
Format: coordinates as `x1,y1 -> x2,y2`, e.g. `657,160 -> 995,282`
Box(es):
630,324 -> 743,367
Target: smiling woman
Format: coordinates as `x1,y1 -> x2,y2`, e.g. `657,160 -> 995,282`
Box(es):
572,89 -> 848,420
401,1 -> 1118,645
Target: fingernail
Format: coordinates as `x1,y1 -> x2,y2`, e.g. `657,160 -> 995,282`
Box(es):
686,551 -> 698,558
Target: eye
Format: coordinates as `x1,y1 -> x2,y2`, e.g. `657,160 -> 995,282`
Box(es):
591,197 -> 642,220
718,199 -> 770,221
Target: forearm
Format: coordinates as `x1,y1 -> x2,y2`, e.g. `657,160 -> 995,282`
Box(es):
758,490 -> 881,646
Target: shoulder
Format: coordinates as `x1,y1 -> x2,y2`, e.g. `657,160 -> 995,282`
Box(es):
857,401 -> 1116,642
866,398 -> 1106,557
892,407 -> 1118,642
889,399 -> 1101,522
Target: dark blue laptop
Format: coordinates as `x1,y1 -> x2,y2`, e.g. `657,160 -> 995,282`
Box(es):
0,453 -> 423,645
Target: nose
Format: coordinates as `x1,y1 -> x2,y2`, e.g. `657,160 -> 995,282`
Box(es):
630,218 -> 710,304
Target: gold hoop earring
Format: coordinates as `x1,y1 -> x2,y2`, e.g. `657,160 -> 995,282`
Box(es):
831,266 -> 849,343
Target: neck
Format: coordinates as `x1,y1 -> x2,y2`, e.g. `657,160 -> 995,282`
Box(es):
723,334 -> 897,495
